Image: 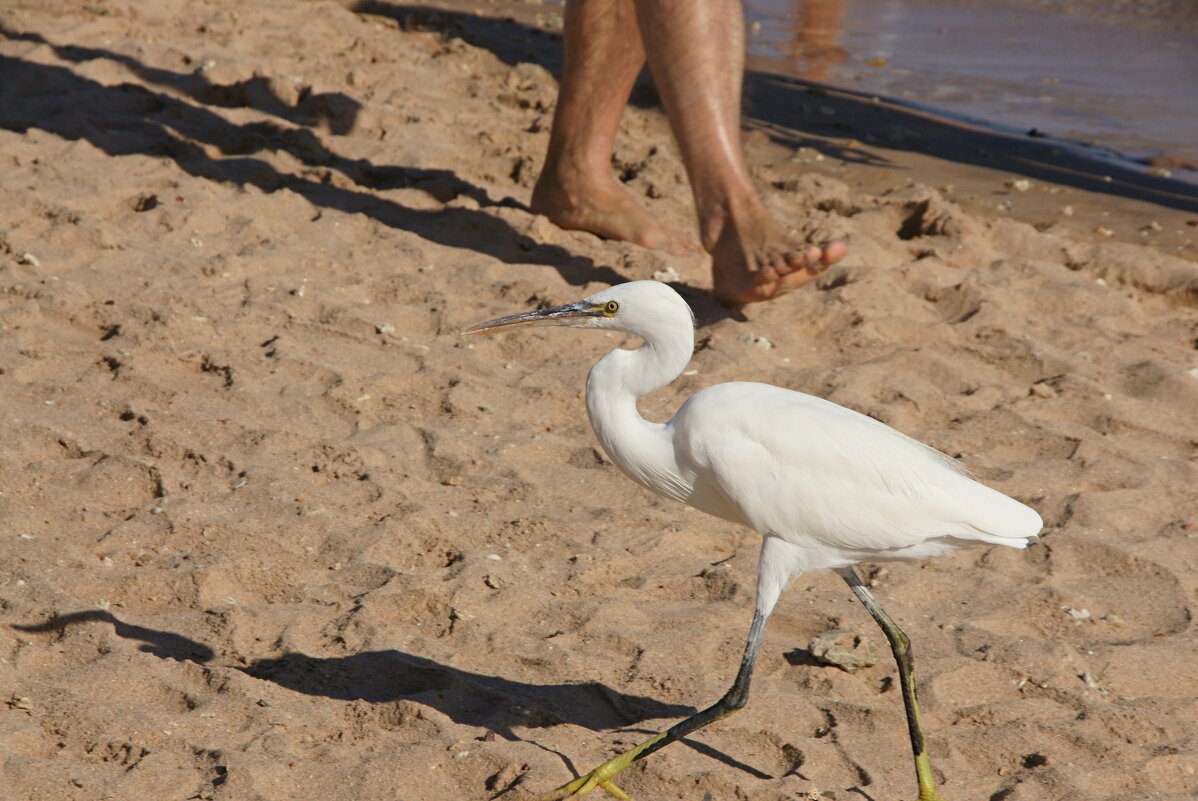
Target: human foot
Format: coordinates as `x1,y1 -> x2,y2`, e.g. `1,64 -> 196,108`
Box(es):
706,203 -> 847,304
531,169 -> 701,257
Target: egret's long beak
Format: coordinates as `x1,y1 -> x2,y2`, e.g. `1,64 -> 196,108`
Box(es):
463,301 -> 597,335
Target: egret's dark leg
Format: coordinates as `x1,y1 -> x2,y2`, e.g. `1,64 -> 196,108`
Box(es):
836,566 -> 947,801
532,609 -> 769,800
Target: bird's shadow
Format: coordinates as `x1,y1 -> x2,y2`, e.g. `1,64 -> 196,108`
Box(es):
12,610 -> 693,741
239,649 -> 695,741
13,609 -> 216,662
13,610 -> 805,780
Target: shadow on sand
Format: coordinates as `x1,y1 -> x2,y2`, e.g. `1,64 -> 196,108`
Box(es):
0,25 -> 627,292
13,610 -> 802,779
0,22 -> 751,321
12,610 -> 694,742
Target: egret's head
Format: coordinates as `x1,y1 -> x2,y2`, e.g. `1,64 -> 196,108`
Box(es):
464,280 -> 695,339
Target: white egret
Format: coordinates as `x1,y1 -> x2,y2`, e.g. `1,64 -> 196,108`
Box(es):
465,281 -> 1042,801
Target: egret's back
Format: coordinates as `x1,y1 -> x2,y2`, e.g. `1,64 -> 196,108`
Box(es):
669,382 -> 1042,565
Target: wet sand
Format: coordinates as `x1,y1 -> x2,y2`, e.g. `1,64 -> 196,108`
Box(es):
746,0 -> 1198,173
2,2 -> 1197,800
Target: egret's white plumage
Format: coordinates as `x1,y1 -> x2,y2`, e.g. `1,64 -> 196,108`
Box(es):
466,280 -> 1042,801
579,281 -> 1040,562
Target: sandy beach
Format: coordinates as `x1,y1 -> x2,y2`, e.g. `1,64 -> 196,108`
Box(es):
2,1 -> 1197,800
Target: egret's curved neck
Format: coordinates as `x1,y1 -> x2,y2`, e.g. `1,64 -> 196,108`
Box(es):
585,326 -> 693,493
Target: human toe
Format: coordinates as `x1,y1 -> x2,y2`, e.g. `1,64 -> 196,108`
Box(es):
821,240 -> 848,265
772,245 -> 825,277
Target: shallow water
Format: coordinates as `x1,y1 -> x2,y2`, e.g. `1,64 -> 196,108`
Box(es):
745,0 -> 1198,177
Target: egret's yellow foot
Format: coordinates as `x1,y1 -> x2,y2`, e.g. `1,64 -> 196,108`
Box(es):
529,772 -> 629,801
599,780 -> 630,800
530,730 -> 670,800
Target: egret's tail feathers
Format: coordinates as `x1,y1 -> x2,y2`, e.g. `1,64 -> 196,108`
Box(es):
966,528 -> 1037,548
962,488 -> 1043,546
941,470 -> 1043,547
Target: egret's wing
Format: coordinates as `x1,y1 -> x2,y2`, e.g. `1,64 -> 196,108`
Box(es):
672,383 -> 1041,552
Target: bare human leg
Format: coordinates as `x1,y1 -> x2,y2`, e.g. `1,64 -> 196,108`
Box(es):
530,0 -> 700,256
633,0 -> 846,304
533,0 -> 847,302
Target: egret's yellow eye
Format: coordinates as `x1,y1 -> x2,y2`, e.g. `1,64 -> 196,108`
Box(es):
603,300 -> 620,315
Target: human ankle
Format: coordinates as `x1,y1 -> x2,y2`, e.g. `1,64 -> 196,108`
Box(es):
698,194 -> 763,251
536,158 -> 611,207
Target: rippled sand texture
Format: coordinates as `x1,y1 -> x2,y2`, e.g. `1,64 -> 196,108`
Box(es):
1,2 -> 1196,800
